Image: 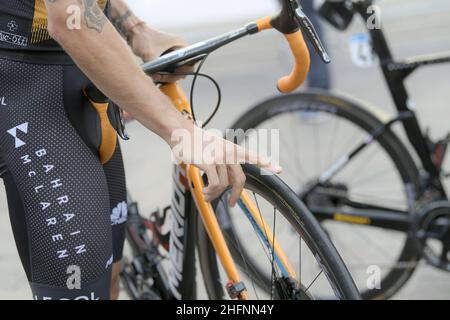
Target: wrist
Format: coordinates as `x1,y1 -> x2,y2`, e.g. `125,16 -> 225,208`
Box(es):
111,8 -> 141,35
122,15 -> 143,34
125,21 -> 148,42
163,115 -> 196,149
166,120 -> 196,149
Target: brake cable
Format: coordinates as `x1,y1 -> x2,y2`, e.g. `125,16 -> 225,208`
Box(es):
156,54 -> 222,128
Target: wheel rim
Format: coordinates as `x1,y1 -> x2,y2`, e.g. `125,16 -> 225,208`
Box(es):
212,185 -> 350,300
231,94 -> 420,299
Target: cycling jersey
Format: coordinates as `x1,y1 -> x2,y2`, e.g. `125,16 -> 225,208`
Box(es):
0,0 -> 110,51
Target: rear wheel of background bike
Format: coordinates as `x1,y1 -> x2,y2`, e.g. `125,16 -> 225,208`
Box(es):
197,164 -> 361,300
226,91 -> 421,300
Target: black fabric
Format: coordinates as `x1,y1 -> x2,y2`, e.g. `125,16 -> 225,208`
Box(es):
0,48 -> 76,65
0,57 -> 127,299
0,0 -> 110,52
4,171 -> 32,281
30,270 -> 112,300
105,143 -> 128,262
63,63 -> 101,155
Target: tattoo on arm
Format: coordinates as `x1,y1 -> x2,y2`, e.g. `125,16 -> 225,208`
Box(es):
46,0 -> 107,33
82,0 -> 107,33
111,9 -> 134,35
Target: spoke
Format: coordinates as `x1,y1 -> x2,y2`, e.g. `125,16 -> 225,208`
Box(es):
270,207 -> 277,300
243,196 -> 272,265
310,133 -> 376,189
350,165 -> 397,186
313,121 -> 322,174
329,227 -> 368,266
220,196 -> 261,299
347,224 -> 398,260
273,116 -> 307,182
327,117 -> 341,168
289,115 -> 303,176
253,192 -> 273,256
252,192 -> 283,298
250,193 -> 270,250
340,145 -> 379,180
240,191 -> 282,289
223,229 -> 267,293
339,127 -> 366,158
322,131 -> 377,184
281,144 -> 306,185
353,225 -> 399,260
306,269 -> 324,292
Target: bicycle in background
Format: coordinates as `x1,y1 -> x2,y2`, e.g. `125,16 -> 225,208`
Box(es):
228,0 -> 450,299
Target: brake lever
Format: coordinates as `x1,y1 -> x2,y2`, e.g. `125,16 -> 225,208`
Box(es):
293,4 -> 331,64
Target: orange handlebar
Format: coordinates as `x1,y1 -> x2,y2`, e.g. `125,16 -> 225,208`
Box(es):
256,16 -> 311,93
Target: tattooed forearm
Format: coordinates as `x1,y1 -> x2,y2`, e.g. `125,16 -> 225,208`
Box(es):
83,0 -> 107,33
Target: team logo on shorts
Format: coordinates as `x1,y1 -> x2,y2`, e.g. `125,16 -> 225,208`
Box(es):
111,201 -> 128,225
7,122 -> 28,148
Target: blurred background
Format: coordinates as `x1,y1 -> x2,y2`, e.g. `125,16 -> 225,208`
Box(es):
0,0 -> 449,299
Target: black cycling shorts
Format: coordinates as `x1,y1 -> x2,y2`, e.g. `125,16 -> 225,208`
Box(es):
0,53 -> 128,300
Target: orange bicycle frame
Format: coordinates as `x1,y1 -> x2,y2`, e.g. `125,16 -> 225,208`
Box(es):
160,83 -> 297,300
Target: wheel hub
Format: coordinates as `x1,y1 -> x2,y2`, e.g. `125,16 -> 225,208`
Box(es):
274,277 -> 313,300
304,181 -> 349,208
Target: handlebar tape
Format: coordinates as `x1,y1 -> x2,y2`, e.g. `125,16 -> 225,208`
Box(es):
256,16 -> 311,93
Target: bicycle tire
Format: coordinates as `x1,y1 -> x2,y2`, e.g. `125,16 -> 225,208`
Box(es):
226,90 -> 421,300
197,164 -> 361,300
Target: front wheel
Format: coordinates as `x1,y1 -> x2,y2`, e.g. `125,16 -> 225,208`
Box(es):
197,164 -> 361,300
227,91 -> 421,299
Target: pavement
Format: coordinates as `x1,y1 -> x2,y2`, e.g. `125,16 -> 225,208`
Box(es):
0,0 -> 449,299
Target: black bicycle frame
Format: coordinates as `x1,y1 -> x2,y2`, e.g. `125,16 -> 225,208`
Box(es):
354,0 -> 450,196
299,1 -> 450,231
166,164 -> 198,300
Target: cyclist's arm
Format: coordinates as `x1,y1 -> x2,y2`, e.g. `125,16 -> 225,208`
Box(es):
45,0 -> 190,144
45,0 -> 280,206
108,0 -> 190,82
109,0 -> 139,36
